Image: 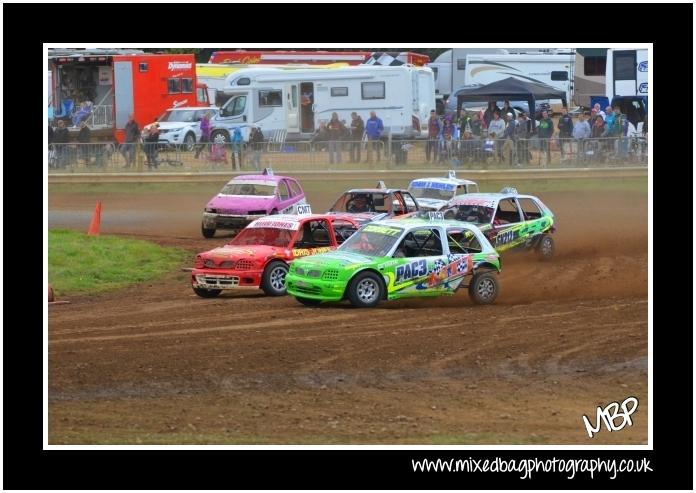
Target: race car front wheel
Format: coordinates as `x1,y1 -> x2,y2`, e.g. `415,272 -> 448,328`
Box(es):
535,234 -> 555,261
468,271 -> 498,305
347,271 -> 383,308
193,287 -> 222,298
261,261 -> 289,296
202,223 -> 216,239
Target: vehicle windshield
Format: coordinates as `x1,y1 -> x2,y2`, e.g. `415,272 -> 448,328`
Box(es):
220,182 -> 276,196
409,186 -> 455,201
228,227 -> 293,247
442,204 -> 494,224
157,110 -> 199,123
339,224 -> 403,257
330,192 -> 390,214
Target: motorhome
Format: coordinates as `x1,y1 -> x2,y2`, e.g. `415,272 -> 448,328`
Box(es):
210,64 -> 435,143
605,49 -> 648,106
573,48 -> 647,128
427,48 -> 510,111
464,51 -> 575,108
573,48 -> 608,109
197,63 -> 351,108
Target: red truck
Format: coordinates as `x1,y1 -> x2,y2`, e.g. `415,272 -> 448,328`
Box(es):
48,49 -> 210,143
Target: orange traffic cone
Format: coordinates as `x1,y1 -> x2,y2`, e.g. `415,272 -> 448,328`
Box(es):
87,201 -> 102,236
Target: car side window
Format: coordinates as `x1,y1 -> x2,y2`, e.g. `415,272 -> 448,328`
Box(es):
447,228 -> 481,254
277,181 -> 290,201
288,179 -> 303,197
396,228 -> 443,257
402,192 -> 418,212
518,198 -> 543,220
296,220 -> 331,247
330,219 -> 358,245
494,198 -> 523,225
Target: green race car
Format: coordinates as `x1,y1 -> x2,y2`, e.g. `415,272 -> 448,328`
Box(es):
286,217 -> 501,308
439,189 -> 556,260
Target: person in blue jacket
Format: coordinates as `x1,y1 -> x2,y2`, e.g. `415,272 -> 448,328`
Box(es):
364,111 -> 384,163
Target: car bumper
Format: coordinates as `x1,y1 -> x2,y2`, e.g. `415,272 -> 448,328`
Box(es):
202,212 -> 266,230
191,268 -> 263,290
285,273 -> 346,301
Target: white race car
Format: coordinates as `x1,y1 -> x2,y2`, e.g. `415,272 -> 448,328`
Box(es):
407,170 -> 479,211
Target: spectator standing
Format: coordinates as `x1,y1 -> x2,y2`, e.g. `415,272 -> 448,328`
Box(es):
231,127 -> 243,170
425,110 -> 441,163
500,100 -> 516,120
327,112 -> 345,164
515,113 -> 530,166
612,107 -> 629,158
77,121 -> 92,165
487,111 -> 506,162
122,114 -> 140,168
365,111 -> 384,163
571,113 -> 591,160
143,122 -> 160,169
53,119 -> 70,168
440,114 -> 455,162
557,107 -> 573,159
502,112 -> 517,167
537,110 -> 554,166
349,112 -> 364,163
194,111 -> 212,159
470,112 -> 483,138
311,121 -> 329,152
483,101 -> 501,128
248,126 -> 264,170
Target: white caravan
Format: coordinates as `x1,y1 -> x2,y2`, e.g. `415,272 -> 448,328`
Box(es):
209,65 -> 435,142
464,52 -> 575,106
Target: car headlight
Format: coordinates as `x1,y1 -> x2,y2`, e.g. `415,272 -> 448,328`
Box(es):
307,270 -> 321,278
205,207 -> 216,213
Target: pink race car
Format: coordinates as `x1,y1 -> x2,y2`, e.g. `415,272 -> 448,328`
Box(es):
201,171 -> 307,238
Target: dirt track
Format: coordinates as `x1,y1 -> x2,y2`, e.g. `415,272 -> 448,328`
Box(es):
48,183 -> 648,444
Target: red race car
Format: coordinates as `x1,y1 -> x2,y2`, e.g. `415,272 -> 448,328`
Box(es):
191,213 -> 364,298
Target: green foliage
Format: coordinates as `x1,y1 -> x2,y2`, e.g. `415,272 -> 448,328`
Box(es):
48,230 -> 187,296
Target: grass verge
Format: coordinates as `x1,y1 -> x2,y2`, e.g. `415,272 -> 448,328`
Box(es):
48,229 -> 187,296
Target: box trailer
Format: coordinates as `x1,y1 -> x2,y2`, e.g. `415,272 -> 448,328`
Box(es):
48,49 -> 209,143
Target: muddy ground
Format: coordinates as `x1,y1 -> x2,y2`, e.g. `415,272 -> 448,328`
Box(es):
48,179 -> 648,444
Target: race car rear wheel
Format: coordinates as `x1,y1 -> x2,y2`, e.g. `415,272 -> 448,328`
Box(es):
202,223 -> 216,238
347,271 -> 382,308
261,261 -> 289,296
468,271 -> 498,305
535,234 -> 555,261
193,287 -> 221,298
295,296 -> 322,307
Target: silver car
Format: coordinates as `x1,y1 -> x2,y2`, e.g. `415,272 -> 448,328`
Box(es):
154,106 -> 219,151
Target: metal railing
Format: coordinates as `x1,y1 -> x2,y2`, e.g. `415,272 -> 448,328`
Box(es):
47,135 -> 647,173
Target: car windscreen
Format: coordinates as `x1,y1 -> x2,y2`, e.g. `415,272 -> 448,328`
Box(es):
442,204 -> 494,224
338,224 -> 403,257
229,227 -> 293,247
409,186 -> 454,201
158,110 -> 197,123
220,182 -> 276,197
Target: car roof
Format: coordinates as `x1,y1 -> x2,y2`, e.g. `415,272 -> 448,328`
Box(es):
344,188 -> 407,194
228,174 -> 294,183
369,217 -> 482,230
409,177 -> 478,186
164,106 -> 218,111
448,192 -> 539,204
